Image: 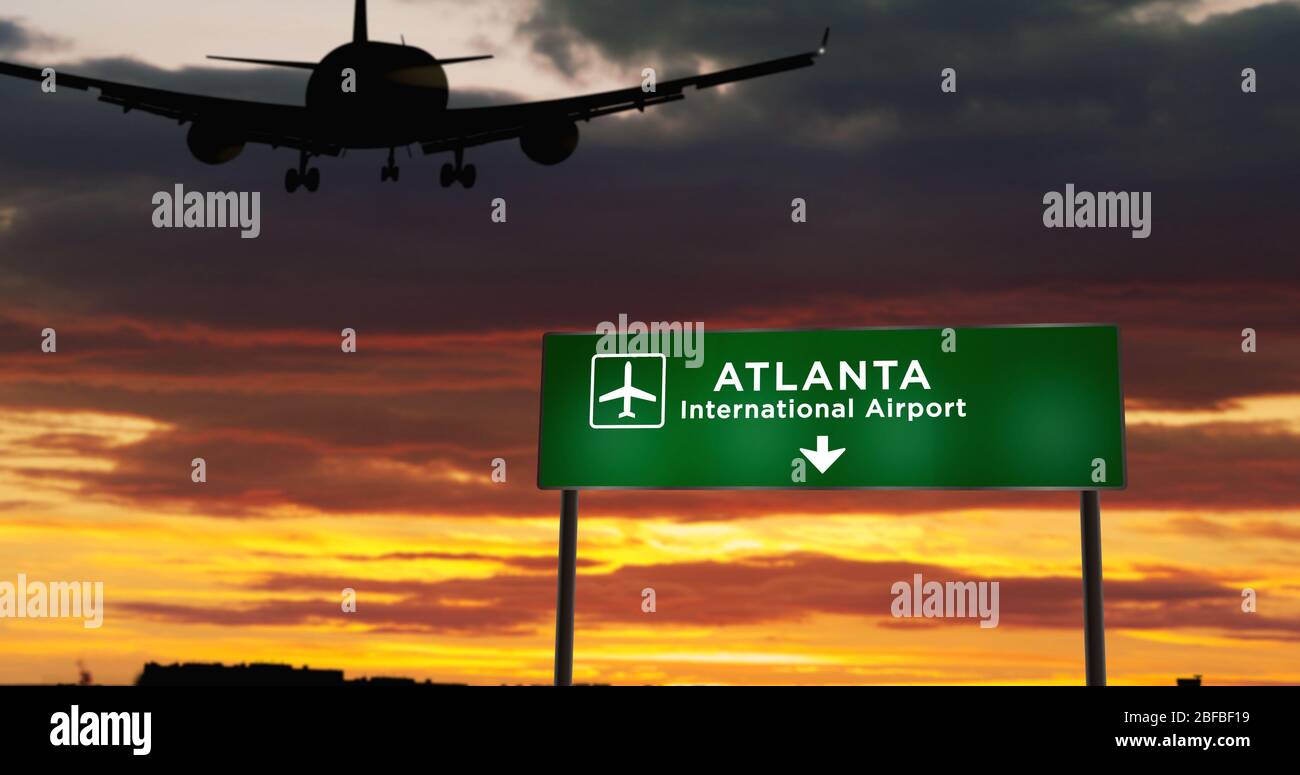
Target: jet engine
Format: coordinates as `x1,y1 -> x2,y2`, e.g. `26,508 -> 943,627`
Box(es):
186,123 -> 246,165
520,119 -> 579,166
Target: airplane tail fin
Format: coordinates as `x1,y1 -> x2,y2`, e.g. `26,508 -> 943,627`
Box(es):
354,0 -> 368,43
349,0 -> 487,57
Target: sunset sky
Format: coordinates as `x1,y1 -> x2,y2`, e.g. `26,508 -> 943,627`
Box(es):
1,0 -> 1298,685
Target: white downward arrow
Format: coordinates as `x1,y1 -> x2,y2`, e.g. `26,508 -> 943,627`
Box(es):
799,435 -> 845,474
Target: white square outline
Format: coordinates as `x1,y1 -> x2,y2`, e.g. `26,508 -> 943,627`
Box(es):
589,353 -> 667,430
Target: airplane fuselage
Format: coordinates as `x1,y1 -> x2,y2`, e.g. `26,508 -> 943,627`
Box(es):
306,42 -> 450,148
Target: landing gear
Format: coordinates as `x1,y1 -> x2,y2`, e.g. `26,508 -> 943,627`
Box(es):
440,148 -> 477,189
285,150 -> 320,193
380,147 -> 400,182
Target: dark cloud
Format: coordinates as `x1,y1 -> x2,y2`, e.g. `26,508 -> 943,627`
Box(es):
0,20 -> 27,55
1,1 -> 1298,338
116,552 -> 1300,641
0,18 -> 64,56
522,0 -> 1300,157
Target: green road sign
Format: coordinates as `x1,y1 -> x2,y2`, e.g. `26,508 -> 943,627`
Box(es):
538,325 -> 1126,490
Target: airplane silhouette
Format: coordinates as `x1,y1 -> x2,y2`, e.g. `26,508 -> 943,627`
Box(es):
599,362 -> 658,419
0,1 -> 827,193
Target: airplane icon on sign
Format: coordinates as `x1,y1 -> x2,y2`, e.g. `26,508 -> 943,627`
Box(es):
588,353 -> 665,429
599,362 -> 658,418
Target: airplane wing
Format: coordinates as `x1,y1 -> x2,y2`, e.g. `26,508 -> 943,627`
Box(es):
627,387 -> 657,403
598,387 -> 631,403
598,386 -> 657,403
420,28 -> 828,156
0,61 -> 335,156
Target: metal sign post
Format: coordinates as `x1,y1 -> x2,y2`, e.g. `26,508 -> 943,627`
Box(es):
1080,490 -> 1106,686
553,489 -> 578,687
